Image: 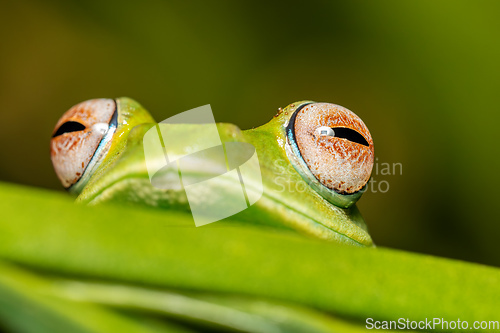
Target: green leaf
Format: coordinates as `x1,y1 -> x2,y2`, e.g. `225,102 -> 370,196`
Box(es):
50,279 -> 371,333
0,261 -> 192,333
0,181 -> 499,331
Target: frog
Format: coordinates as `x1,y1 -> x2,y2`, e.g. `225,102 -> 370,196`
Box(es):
50,97 -> 375,247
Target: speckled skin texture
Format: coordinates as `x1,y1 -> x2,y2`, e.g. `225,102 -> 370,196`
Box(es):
294,103 -> 374,194
50,99 -> 115,188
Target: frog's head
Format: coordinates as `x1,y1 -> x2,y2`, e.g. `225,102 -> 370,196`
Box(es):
51,98 -> 375,246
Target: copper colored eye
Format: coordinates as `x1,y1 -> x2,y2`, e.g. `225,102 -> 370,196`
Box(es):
292,103 -> 374,194
50,99 -> 116,188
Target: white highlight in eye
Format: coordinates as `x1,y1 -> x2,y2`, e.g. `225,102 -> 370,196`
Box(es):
316,126 -> 334,137
92,123 -> 109,136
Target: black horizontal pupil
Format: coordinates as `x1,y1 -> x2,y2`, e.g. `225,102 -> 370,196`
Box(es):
332,127 -> 369,147
52,121 -> 86,138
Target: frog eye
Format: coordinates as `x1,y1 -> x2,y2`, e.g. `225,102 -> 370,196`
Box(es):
50,99 -> 117,190
286,102 -> 374,207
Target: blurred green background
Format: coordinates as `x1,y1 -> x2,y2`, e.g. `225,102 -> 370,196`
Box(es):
1,0 -> 499,266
